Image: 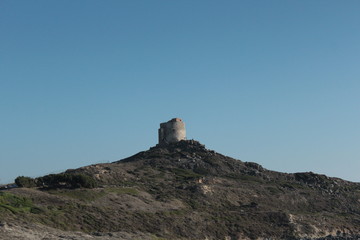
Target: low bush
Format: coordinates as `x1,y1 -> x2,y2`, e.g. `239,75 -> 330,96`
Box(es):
15,176 -> 36,188
37,173 -> 97,189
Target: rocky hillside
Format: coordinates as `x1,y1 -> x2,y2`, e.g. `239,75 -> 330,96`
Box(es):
1,140 -> 360,240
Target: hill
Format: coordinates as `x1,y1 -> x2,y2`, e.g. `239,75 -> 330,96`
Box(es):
1,140 -> 360,240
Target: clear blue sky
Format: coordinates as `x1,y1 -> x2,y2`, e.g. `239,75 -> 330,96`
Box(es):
1,1 -> 359,184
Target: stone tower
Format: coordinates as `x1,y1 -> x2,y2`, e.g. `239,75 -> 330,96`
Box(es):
158,118 -> 186,144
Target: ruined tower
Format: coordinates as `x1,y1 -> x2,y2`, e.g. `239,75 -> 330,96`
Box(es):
158,118 -> 186,144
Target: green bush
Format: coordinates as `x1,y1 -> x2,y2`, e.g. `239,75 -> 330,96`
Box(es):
15,176 -> 36,188
36,173 -> 97,189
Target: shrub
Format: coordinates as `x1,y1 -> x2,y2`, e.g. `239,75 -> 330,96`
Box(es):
36,173 -> 97,189
15,176 -> 36,188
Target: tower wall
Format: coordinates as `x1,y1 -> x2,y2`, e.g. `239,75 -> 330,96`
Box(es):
158,118 -> 186,144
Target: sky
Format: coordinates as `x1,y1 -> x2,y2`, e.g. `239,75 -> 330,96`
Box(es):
1,1 -> 359,184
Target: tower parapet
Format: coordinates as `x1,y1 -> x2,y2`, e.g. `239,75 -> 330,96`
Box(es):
158,118 -> 186,144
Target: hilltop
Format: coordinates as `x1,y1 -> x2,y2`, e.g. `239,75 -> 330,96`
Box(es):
1,140 -> 360,240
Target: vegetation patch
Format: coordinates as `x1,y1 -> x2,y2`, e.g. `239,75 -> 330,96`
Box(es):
46,187 -> 139,203
15,176 -> 37,188
169,168 -> 203,180
47,189 -> 107,202
224,173 -> 264,183
163,209 -> 187,216
0,192 -> 35,214
15,173 -> 98,189
37,173 -> 97,189
266,186 -> 283,195
105,187 -> 139,195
